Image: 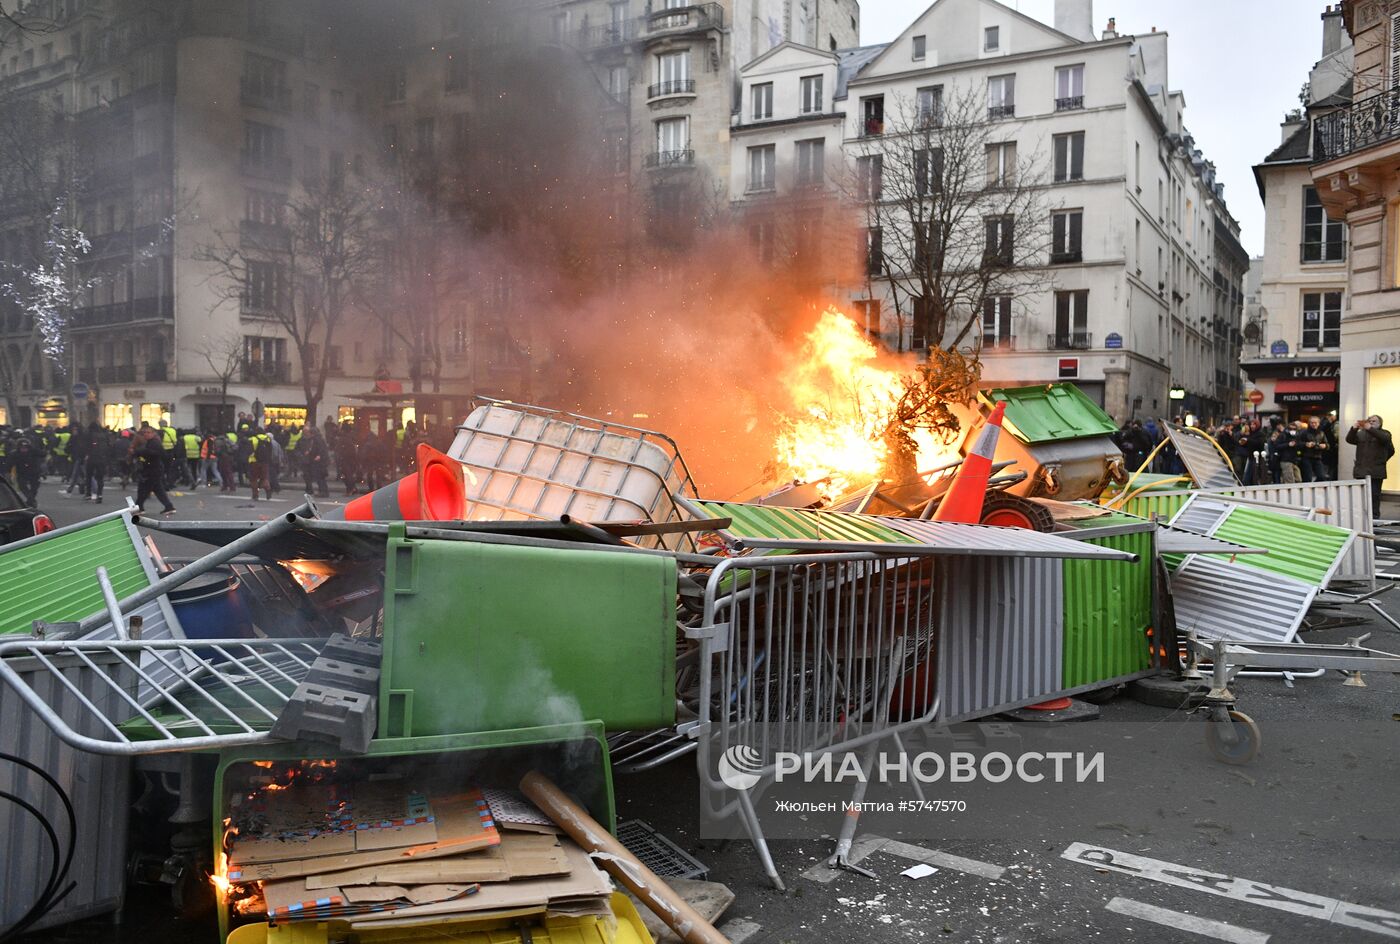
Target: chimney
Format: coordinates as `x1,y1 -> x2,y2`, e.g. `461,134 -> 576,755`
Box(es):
1321,4 -> 1344,57
1054,0 -> 1094,43
1101,16 -> 1118,40
1280,109 -> 1306,145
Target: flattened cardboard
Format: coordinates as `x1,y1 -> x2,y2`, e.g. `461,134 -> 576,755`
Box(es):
347,840 -> 611,925
307,831 -> 567,889
229,792 -> 498,883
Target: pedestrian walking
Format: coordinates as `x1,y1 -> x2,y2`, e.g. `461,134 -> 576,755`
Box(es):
247,427 -> 272,501
216,432 -> 236,492
299,426 -> 331,498
132,427 -> 176,515
1346,415 -> 1394,519
183,428 -> 202,486
199,432 -> 222,488
11,438 -> 42,507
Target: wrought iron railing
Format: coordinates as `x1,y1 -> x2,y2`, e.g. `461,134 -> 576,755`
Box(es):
1048,332 -> 1092,350
647,79 -> 695,98
579,21 -> 638,47
1313,89 -> 1400,161
241,361 -> 292,384
239,77 -> 292,112
645,2 -> 722,34
988,104 -> 1015,120
1049,249 -> 1083,265
645,148 -> 694,168
1055,95 -> 1084,111
980,336 -> 1017,352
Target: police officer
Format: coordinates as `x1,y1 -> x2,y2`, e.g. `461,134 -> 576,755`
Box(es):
12,438 -> 42,507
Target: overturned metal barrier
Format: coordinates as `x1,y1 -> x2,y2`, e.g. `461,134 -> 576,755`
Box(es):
0,638 -> 325,755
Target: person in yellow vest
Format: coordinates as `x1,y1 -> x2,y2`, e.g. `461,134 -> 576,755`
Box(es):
182,429 -> 201,487
54,427 -> 71,484
247,427 -> 272,501
158,420 -> 180,488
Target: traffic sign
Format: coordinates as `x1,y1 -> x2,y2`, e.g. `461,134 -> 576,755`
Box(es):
1247,389 -> 1265,405
71,382 -> 89,400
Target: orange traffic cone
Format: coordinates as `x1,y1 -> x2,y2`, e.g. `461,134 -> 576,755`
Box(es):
932,401 -> 1005,524
326,443 -> 466,522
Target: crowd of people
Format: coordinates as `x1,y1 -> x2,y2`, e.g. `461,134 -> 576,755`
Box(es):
1114,411 -> 1394,517
0,413 -> 455,516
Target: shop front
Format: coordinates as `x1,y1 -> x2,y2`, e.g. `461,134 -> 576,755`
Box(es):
1241,358 -> 1340,422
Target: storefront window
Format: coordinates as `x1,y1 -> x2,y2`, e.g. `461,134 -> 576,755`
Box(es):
1366,366 -> 1400,492
338,406 -> 356,424
103,403 -> 134,430
140,402 -> 171,427
264,405 -> 307,427
400,406 -> 416,428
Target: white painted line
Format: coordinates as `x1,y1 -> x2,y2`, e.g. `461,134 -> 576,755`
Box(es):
881,838 -> 1006,880
1064,843 -> 1400,939
800,835 -> 889,883
1106,897 -> 1270,944
718,918 -> 762,943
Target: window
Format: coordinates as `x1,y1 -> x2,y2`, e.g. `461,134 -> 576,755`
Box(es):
985,141 -> 1016,188
243,335 -> 286,367
414,117 -> 435,158
866,226 -> 883,275
984,26 -> 1000,51
795,138 -> 824,186
1301,291 -> 1342,349
329,89 -> 345,119
987,74 -> 1014,119
303,82 -> 319,120
385,64 -> 406,103
243,120 -> 286,165
1391,11 -> 1400,89
1302,187 -> 1346,262
854,299 -> 882,337
655,50 -> 690,96
445,50 -> 469,91
242,53 -> 286,105
751,81 -> 773,120
984,215 -> 1014,265
914,146 -> 943,196
912,34 -> 926,60
914,221 -> 941,268
856,154 -> 883,200
982,296 -> 1012,349
243,261 -> 285,313
800,74 -> 823,113
861,95 -> 884,136
749,218 -> 775,264
747,144 -> 775,191
1055,64 -> 1084,109
244,189 -> 285,226
1053,131 -> 1084,182
1134,142 -> 1141,192
608,65 -> 628,98
1051,209 -> 1083,262
916,85 -> 943,127
1053,290 -> 1089,346
1134,219 -> 1142,271
656,116 -> 688,160
912,297 -> 933,350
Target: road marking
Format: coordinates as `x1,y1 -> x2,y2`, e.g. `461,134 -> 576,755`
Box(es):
1106,897 -> 1270,944
718,919 -> 762,943
881,838 -> 1006,880
1064,843 -> 1400,939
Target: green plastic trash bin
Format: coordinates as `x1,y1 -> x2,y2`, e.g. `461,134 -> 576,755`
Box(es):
1059,514 -> 1155,690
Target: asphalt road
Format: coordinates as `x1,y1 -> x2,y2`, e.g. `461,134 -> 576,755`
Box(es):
19,478 -> 1400,944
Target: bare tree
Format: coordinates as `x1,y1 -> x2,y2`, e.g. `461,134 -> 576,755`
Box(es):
847,84 -> 1052,355
197,177 -> 379,425
187,329 -> 245,432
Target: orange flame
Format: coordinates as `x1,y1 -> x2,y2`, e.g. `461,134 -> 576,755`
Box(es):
774,308 -> 958,498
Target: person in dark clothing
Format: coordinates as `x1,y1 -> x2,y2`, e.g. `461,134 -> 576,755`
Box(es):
11,438 -> 42,507
83,422 -> 110,503
132,427 -> 176,514
1346,415 -> 1394,519
1303,415 -> 1332,482
298,426 -> 331,498
338,422 -> 361,494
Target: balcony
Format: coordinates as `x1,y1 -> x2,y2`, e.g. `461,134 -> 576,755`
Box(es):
240,150 -> 292,182
1313,89 -> 1400,162
239,77 -> 292,112
647,78 -> 696,100
1055,95 -> 1084,111
240,219 -> 291,251
988,104 -> 1015,120
241,361 -> 292,385
131,296 -> 174,321
1048,332 -> 1092,350
96,364 -> 136,384
980,336 -> 1017,352
1049,249 -> 1083,265
645,148 -> 694,169
579,21 -> 637,47
645,3 -> 723,36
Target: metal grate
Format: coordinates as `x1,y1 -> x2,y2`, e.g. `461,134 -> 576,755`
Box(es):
616,819 -> 708,880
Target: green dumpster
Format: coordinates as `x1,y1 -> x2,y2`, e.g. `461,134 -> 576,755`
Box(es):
379,526 -> 677,738
1058,513 -> 1155,690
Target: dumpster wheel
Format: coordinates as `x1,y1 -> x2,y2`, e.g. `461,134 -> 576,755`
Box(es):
980,493 -> 1055,531
1205,709 -> 1260,765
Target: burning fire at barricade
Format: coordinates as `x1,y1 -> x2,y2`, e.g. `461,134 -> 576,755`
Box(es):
770,307 -> 981,503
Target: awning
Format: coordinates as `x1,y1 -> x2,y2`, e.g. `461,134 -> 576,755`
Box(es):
1274,379 -> 1336,394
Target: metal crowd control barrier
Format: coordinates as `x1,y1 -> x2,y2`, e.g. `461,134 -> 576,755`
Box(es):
693,552 -> 941,890
0,638 -> 325,755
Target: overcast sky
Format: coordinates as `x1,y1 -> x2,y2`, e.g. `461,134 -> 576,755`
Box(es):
861,0 -> 1330,257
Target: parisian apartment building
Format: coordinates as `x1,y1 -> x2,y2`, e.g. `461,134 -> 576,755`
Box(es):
729,0 -> 1249,424
1248,4 -> 1351,423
